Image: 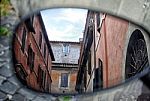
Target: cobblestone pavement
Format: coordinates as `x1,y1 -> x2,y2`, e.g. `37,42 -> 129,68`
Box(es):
0,0 -> 150,101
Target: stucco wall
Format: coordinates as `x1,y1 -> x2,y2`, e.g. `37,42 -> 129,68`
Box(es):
51,69 -> 78,94
50,42 -> 80,94
50,42 -> 80,64
96,14 -> 129,88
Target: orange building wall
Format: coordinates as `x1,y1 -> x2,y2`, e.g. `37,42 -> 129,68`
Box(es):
96,15 -> 129,88
51,70 -> 77,94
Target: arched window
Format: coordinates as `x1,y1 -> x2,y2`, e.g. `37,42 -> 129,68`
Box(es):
125,29 -> 149,79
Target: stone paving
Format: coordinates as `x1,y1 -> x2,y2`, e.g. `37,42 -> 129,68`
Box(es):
0,0 -> 150,101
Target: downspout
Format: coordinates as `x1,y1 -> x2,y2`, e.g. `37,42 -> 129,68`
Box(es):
92,13 -> 96,92
93,13 -> 96,69
103,14 -> 109,88
93,13 -> 96,70
86,12 -> 96,92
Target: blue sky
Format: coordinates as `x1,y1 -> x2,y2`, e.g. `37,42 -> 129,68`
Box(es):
41,8 -> 87,42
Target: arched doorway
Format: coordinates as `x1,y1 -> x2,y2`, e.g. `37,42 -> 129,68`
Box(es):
125,29 -> 149,79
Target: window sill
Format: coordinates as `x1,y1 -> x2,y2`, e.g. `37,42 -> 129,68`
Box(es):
59,87 -> 69,90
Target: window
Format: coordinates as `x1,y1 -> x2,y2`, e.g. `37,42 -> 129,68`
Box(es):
37,66 -> 41,83
125,29 -> 149,79
44,43 -> 46,58
46,80 -> 50,92
62,44 -> 69,55
60,73 -> 69,87
27,45 -> 35,71
42,71 -> 46,89
84,69 -> 87,89
39,33 -> 42,49
37,66 -> 46,88
25,18 -> 35,33
37,66 -> 42,87
88,51 -> 91,75
96,13 -> 100,27
93,59 -> 103,91
15,63 -> 28,84
21,27 -> 27,52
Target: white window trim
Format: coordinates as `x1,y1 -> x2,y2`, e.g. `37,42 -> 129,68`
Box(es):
62,44 -> 70,54
58,73 -> 70,90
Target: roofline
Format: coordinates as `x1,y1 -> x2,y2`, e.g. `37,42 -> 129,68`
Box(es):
50,40 -> 80,44
38,13 -> 55,61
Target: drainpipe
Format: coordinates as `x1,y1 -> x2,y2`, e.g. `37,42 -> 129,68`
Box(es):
103,14 -> 109,88
92,13 -> 96,92
93,13 -> 96,70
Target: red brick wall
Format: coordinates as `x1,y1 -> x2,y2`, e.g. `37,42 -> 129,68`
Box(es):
14,15 -> 53,92
96,15 -> 129,88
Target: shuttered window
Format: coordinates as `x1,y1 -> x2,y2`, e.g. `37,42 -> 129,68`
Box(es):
39,33 -> 42,49
37,66 -> 46,88
96,13 -> 100,27
37,66 -> 43,87
21,27 -> 27,52
44,43 -> 46,59
42,71 -> 46,89
15,63 -> 28,85
93,59 -> 103,91
27,45 -> 35,71
88,51 -> 91,75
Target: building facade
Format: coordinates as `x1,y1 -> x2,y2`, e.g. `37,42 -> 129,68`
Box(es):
76,11 -> 150,93
50,41 -> 80,94
13,13 -> 55,93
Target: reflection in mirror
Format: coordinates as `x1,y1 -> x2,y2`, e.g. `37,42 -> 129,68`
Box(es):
13,8 -> 150,94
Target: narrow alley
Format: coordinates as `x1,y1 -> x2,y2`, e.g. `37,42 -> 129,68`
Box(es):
12,8 -> 150,101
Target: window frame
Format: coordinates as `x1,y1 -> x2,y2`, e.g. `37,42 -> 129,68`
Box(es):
93,58 -> 103,91
59,73 -> 69,88
62,43 -> 69,55
88,51 -> 92,75
39,33 -> 42,49
27,45 -> 35,71
21,27 -> 27,52
44,43 -> 46,59
37,66 -> 46,89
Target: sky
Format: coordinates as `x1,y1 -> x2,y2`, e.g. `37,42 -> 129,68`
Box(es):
41,8 -> 87,42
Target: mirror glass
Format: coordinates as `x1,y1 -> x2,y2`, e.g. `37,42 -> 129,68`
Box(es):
12,8 -> 150,94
